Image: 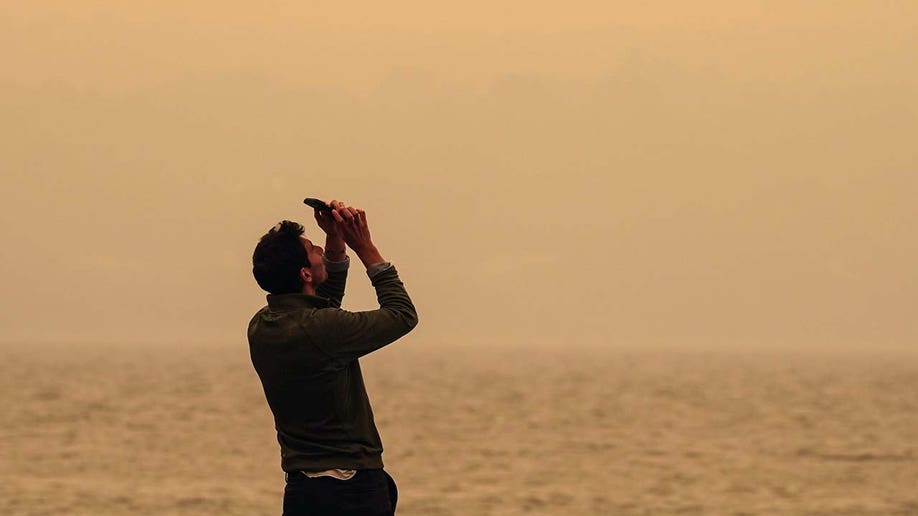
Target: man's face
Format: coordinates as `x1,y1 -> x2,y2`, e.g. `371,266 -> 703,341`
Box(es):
300,236 -> 327,287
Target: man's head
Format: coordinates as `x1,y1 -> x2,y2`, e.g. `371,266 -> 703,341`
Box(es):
252,220 -> 326,295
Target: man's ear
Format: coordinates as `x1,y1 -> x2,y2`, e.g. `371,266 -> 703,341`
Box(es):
299,267 -> 312,285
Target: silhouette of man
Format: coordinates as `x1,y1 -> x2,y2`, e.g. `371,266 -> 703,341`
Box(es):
248,200 -> 418,515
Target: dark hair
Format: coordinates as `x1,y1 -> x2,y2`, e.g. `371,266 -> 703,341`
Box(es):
252,220 -> 311,294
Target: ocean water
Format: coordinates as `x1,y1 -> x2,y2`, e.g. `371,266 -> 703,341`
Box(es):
2,343 -> 916,515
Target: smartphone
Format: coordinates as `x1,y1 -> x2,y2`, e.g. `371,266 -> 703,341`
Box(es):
303,198 -> 332,212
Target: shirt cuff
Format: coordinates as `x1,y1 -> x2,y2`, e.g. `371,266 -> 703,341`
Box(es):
366,261 -> 393,278
323,254 -> 350,272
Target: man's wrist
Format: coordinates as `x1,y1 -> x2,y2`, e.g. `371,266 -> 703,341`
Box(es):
353,244 -> 384,268
325,247 -> 347,260
325,235 -> 345,249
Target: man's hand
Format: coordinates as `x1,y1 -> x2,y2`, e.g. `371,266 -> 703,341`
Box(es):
332,205 -> 384,267
314,199 -> 346,238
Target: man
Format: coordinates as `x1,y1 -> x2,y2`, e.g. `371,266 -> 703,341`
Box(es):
248,200 -> 418,515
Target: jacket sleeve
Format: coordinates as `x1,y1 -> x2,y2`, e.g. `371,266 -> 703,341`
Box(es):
316,256 -> 349,308
316,265 -> 418,362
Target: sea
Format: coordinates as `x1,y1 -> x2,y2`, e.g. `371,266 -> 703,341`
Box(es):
2,342 -> 916,515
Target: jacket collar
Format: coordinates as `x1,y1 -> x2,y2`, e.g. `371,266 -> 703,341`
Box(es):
266,293 -> 331,310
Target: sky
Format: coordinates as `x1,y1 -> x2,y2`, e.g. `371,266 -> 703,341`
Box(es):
2,2 -> 916,351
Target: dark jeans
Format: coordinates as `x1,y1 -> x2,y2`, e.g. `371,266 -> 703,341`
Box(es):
282,469 -> 398,516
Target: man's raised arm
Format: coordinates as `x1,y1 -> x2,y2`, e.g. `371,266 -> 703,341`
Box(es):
317,206 -> 418,361
314,199 -> 349,307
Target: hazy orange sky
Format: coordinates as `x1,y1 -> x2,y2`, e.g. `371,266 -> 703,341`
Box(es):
2,2 -> 916,351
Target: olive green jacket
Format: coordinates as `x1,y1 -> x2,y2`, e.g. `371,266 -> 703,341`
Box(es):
248,260 -> 418,472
